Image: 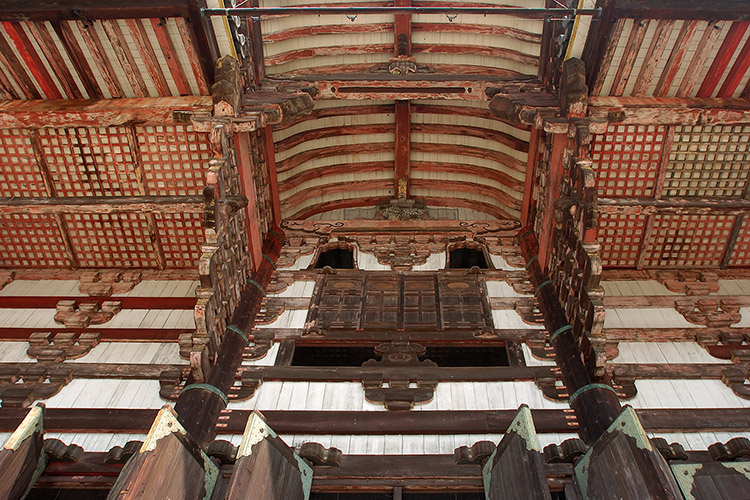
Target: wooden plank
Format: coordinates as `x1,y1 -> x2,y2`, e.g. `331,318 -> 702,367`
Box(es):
678,21 -> 725,97
51,20 -> 102,98
0,96 -> 210,128
698,21 -> 750,97
124,19 -> 170,96
26,21 -> 83,99
632,20 -> 675,96
174,17 -> 210,95
150,19 -> 190,96
101,19 -> 149,97
654,20 -> 700,97
590,19 -> 625,96
0,405 -> 45,500
75,20 -> 122,98
610,19 -> 651,96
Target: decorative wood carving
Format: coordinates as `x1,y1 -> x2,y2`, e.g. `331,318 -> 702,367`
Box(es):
298,442 -> 343,466
527,341 -> 556,361
708,437 -> 750,462
78,270 -> 142,296
352,234 -> 445,271
536,376 -> 634,402
514,302 -> 544,325
676,299 -> 742,328
27,331 -> 101,362
105,440 -> 143,465
657,270 -> 720,295
543,438 -> 588,463
242,329 -> 275,361
455,440 -> 495,465
44,438 -> 84,462
0,366 -> 72,407
722,366 -> 750,399
362,341 -> 437,411
255,298 -> 286,325
649,438 -> 688,462
281,219 -> 520,236
274,237 -> 317,271
54,300 -> 121,328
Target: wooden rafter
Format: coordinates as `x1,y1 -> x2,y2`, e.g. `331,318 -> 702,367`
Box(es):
1,21 -> 63,99
653,20 -> 700,97
677,20 -> 725,97
394,100 -> 411,199
588,96 -> 750,124
51,20 -> 102,98
697,21 -> 750,97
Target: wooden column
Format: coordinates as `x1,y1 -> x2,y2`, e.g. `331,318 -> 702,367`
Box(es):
537,133 -> 567,271
394,100 -> 411,199
520,230 -> 621,445
175,228 -> 284,447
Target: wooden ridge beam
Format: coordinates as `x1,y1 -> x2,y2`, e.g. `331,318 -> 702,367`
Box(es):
0,196 -> 204,215
0,97 -> 211,129
2,408 -> 749,435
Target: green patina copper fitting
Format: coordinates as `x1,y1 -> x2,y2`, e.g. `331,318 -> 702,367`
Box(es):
262,253 -> 277,269
181,384 -> 229,406
534,279 -> 553,297
568,383 -> 617,406
525,255 -> 538,270
550,324 -> 572,342
246,278 -> 266,296
226,325 -> 251,346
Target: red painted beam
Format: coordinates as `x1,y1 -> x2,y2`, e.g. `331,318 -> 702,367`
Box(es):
0,328 -> 190,341
279,161 -> 392,192
264,126 -> 282,227
394,100 -> 411,199
537,133 -> 568,271
275,123 -> 394,153
277,142 -> 393,173
394,0 -> 412,56
697,21 -> 750,97
0,296 -> 195,309
521,127 -> 540,227
235,132 -> 264,272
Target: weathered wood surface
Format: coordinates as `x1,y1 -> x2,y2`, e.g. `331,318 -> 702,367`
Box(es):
0,97 -> 211,128
672,461 -> 750,499
483,405 -> 551,500
575,406 -> 682,500
0,405 -> 45,500
589,96 -> 750,124
106,406 -> 218,500
225,412 -> 312,500
0,196 -> 204,215
597,197 -> 750,216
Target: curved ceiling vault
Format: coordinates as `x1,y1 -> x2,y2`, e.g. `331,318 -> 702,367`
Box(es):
263,0 -> 543,222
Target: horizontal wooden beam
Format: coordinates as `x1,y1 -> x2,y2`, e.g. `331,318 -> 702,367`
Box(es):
0,328 -> 190,341
281,219 -> 521,235
0,196 -> 204,215
1,407 -> 748,434
589,96 -> 750,124
0,296 -> 195,309
0,97 -> 212,128
611,0 -> 750,20
597,197 -> 750,216
0,0 -> 192,21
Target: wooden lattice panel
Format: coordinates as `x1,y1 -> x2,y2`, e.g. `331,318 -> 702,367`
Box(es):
0,214 -> 71,267
664,125 -> 750,197
155,212 -> 204,268
64,213 -> 158,268
38,127 -> 140,196
0,129 -> 46,197
729,217 -> 750,267
642,215 -> 735,268
136,125 -> 211,195
591,125 -> 666,197
598,213 -> 648,267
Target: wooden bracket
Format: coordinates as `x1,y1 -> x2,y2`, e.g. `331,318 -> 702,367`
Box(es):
649,438 -> 688,462
27,331 -> 100,362
78,270 -> 141,296
54,300 -> 121,328
44,438 -> 84,463
657,270 -> 720,295
362,341 -> 437,411
0,365 -> 73,407
708,437 -> 750,462
543,438 -> 588,463
206,440 -> 239,465
675,298 -> 742,328
159,368 -> 262,402
298,442 -> 343,466
454,440 -> 495,465
105,440 -> 143,465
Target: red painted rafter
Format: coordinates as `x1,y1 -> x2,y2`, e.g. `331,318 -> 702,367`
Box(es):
718,34 -> 750,97
1,21 -> 62,99
394,0 -> 412,56
394,100 -> 411,199
697,21 -> 750,97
